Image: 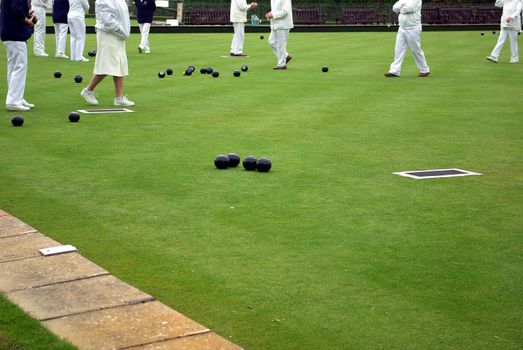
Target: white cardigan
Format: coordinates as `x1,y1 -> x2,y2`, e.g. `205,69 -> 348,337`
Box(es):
230,0 -> 250,23
67,0 -> 89,18
95,0 -> 131,40
270,0 -> 293,30
496,0 -> 522,31
393,0 -> 422,29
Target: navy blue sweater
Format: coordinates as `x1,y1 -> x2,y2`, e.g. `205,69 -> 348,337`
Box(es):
135,0 -> 156,24
53,0 -> 70,24
0,0 -> 32,42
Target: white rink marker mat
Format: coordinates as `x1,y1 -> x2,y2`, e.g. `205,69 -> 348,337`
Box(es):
77,108 -> 134,114
394,168 -> 482,180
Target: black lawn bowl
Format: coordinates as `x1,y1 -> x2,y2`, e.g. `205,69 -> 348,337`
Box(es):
260,35 -> 264,40
480,32 -> 484,36
187,66 -> 195,73
88,50 -> 96,57
184,68 -> 193,76
242,155 -> 257,171
158,71 -> 166,78
206,67 -> 213,74
256,158 -> 272,172
492,31 -> 496,34
74,75 -> 83,83
214,155 -> 230,169
54,71 -> 62,78
166,68 -> 173,75
11,116 -> 24,127
68,112 -> 80,122
227,153 -> 241,167
200,67 -> 207,74
322,66 -> 329,72
241,65 -> 248,72
233,70 -> 241,77
212,71 -> 220,78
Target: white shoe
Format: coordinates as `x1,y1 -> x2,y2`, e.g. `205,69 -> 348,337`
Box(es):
145,49 -> 150,54
81,88 -> 99,105
114,96 -> 135,107
6,104 -> 30,111
486,56 -> 498,63
79,57 -> 90,62
55,53 -> 69,59
34,52 -> 49,57
509,59 -> 519,63
22,99 -> 35,108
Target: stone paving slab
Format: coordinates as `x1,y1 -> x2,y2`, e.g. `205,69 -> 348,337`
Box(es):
0,211 -> 37,238
5,274 -> 153,321
0,210 -> 244,350
0,231 -> 61,263
132,332 -> 243,350
0,253 -> 108,292
43,301 -> 210,350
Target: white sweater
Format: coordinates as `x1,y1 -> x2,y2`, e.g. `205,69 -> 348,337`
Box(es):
230,0 -> 250,23
270,0 -> 293,30
393,0 -> 422,29
496,0 -> 522,31
31,0 -> 51,9
95,0 -> 131,40
67,0 -> 89,18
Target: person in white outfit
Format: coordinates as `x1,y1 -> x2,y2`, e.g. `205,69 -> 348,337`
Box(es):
67,0 -> 89,61
80,0 -> 135,107
385,0 -> 430,77
31,0 -> 51,56
486,0 -> 522,63
230,0 -> 257,56
265,0 -> 293,69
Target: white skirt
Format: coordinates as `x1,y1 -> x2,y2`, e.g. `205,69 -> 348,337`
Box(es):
94,30 -> 128,77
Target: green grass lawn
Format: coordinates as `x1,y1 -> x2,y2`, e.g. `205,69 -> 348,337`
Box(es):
0,31 -> 522,350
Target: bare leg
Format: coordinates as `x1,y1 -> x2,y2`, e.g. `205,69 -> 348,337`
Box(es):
87,74 -> 107,91
113,76 -> 124,97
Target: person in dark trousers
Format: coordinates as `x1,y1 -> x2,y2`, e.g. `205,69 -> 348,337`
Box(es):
53,0 -> 70,58
135,0 -> 156,54
1,0 -> 36,111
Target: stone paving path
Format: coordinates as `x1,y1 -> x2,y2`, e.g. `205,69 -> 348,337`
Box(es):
0,210 -> 243,350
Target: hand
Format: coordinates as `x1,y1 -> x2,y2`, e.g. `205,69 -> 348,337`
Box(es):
250,2 -> 257,9
24,14 -> 36,25
506,17 -> 512,23
265,11 -> 273,19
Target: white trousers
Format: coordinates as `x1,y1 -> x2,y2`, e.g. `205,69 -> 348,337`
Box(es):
3,41 -> 28,106
490,28 -> 519,62
389,26 -> 429,75
268,29 -> 289,67
68,16 -> 86,61
54,23 -> 69,55
138,23 -> 151,51
231,22 -> 245,54
32,6 -> 47,54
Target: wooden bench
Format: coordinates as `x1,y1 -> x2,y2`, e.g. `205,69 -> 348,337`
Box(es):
474,6 -> 502,24
440,7 -> 477,24
342,8 -> 386,25
292,8 -> 326,25
421,8 -> 444,24
183,8 -> 229,25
